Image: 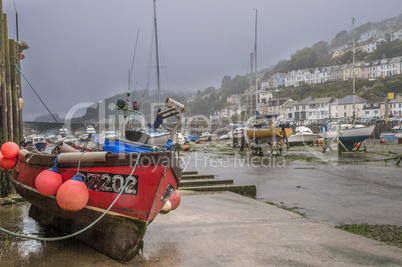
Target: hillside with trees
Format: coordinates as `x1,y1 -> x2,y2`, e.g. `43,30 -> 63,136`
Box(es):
67,14 -> 402,122
187,13 -> 402,117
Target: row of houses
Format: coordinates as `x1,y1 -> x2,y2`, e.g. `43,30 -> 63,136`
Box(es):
258,94 -> 402,121
330,26 -> 402,57
260,56 -> 402,90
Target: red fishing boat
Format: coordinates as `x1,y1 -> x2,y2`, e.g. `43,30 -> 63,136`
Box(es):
12,95 -> 186,261
13,148 -> 181,261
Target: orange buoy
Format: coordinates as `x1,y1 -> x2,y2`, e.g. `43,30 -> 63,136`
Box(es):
1,142 -> 19,159
182,145 -> 190,151
355,142 -> 361,148
168,190 -> 181,210
380,139 -> 385,144
56,174 -> 89,211
0,154 -> 17,170
35,169 -> 63,195
195,140 -> 200,144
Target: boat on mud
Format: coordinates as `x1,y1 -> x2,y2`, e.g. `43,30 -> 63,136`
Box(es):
288,126 -> 319,146
245,113 -> 293,143
319,123 -> 375,152
13,146 -> 181,261
12,95 -> 186,261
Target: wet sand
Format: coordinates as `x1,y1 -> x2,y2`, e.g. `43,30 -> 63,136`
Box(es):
1,141 -> 401,265
181,141 -> 402,226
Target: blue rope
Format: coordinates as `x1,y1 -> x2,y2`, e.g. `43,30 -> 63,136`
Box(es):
0,152 -> 142,241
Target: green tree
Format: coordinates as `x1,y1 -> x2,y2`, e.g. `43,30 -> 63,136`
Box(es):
311,41 -> 329,55
289,48 -> 318,70
330,30 -> 350,48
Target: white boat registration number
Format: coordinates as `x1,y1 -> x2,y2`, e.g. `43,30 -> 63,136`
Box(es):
80,171 -> 138,195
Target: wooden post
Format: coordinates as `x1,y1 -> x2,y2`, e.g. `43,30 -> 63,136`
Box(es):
17,45 -> 23,140
3,13 -> 13,141
9,39 -> 19,143
0,11 -> 8,144
0,6 -> 14,197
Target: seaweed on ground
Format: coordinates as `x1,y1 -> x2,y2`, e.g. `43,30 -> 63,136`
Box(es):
336,224 -> 402,248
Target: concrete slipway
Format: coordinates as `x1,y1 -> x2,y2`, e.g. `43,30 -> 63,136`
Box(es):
1,191 -> 402,266
133,191 -> 402,266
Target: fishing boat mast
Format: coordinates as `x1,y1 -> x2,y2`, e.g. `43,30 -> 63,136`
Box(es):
153,0 -> 161,107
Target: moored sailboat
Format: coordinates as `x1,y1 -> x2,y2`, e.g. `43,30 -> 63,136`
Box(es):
244,10 -> 292,153
320,18 -> 374,152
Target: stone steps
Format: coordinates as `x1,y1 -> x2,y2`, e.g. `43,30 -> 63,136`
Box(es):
179,171 -> 256,197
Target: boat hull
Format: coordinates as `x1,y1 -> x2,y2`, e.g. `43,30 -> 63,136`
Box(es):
380,132 -> 397,140
13,150 -> 181,261
246,127 -> 292,142
125,130 -> 170,147
34,142 -> 48,151
14,180 -> 146,261
288,134 -> 319,146
320,125 -> 375,152
148,132 -> 170,146
395,132 -> 402,139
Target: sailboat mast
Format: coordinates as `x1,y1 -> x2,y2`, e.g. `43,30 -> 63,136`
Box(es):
352,17 -> 356,123
153,0 -> 161,106
248,52 -> 254,118
254,9 -> 258,114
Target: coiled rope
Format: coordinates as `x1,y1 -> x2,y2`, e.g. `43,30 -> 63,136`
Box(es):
0,152 -> 142,241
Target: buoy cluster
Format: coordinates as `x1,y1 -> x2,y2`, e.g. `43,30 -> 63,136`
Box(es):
0,142 -> 19,170
35,166 -> 89,212
160,190 -> 181,214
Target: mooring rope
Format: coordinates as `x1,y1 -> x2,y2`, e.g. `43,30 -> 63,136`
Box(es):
14,65 -> 60,124
0,152 -> 142,241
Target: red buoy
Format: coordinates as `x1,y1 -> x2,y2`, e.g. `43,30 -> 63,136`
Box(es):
182,145 -> 190,151
35,169 -> 63,195
1,142 -> 19,159
168,190 -> 181,210
56,174 -> 89,211
380,139 -> 386,144
0,154 -> 17,170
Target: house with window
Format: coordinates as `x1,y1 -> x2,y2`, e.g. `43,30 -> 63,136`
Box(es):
362,101 -> 381,118
358,29 -> 378,43
388,56 -> 402,76
261,73 -> 287,90
329,95 -> 367,119
390,95 -> 402,117
284,96 -> 333,121
259,97 -> 290,118
360,60 -> 371,78
390,29 -> 402,41
367,37 -> 386,53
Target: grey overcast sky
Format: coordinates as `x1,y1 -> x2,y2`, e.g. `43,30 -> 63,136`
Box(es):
3,0 -> 402,120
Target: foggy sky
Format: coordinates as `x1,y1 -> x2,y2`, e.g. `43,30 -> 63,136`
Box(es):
3,0 -> 402,120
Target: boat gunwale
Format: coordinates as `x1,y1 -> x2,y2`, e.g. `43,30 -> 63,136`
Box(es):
17,150 -> 182,185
